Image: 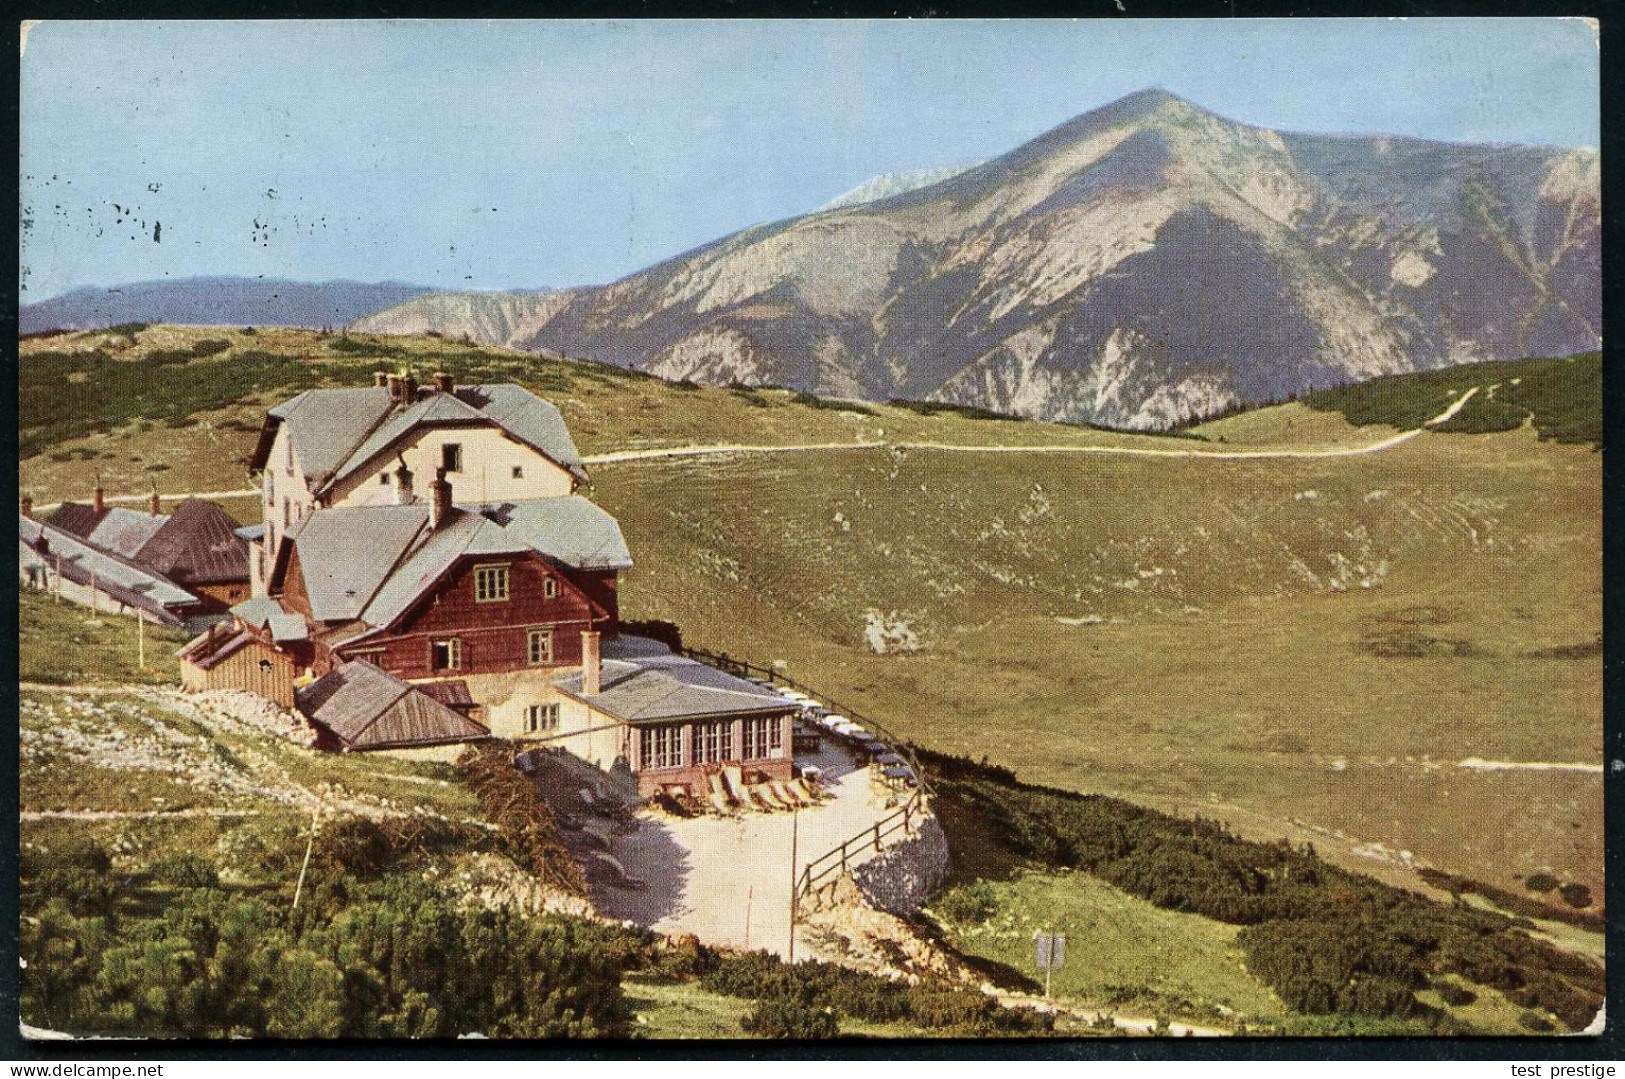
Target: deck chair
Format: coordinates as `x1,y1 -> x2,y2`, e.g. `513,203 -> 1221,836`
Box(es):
769,780 -> 803,807
707,770 -> 735,813
721,764 -> 751,806
789,777 -> 817,803
752,783 -> 789,811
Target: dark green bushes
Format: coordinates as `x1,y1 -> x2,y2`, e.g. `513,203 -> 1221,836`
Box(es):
920,748 -> 1604,1031
20,881 -> 633,1038
700,952 -> 1051,1036
887,398 -> 1018,421
1304,353 -> 1599,446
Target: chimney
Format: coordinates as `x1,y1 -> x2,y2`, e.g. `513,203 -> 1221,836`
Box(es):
401,371 -> 418,402
20,494 -> 32,519
581,631 -> 601,695
148,489 -> 161,516
92,480 -> 105,514
430,467 -> 452,529
373,371 -> 388,388
433,371 -> 454,394
394,460 -> 414,505
386,374 -> 401,403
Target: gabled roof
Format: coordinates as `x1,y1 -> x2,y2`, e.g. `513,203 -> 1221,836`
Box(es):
297,661 -> 489,750
319,383 -> 588,494
553,637 -> 798,725
350,497 -> 632,634
46,503 -> 170,558
251,387 -> 397,486
134,499 -> 250,585
278,504 -> 430,622
251,382 -> 588,495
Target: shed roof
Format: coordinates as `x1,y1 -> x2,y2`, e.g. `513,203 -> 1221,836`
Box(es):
297,661 -> 489,750
553,637 -> 798,724
20,514 -> 196,625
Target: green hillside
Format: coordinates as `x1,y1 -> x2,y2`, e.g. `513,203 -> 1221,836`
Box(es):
1302,353 -> 1600,445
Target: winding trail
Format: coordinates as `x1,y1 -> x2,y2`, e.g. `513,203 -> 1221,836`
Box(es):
32,390 -> 1482,512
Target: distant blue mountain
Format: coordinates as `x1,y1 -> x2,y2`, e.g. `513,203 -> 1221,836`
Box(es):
18,277 -> 438,335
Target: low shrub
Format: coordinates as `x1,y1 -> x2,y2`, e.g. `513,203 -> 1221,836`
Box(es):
742,996 -> 839,1039
150,853 -> 220,889
1524,873 -> 1560,894
1558,883 -> 1592,909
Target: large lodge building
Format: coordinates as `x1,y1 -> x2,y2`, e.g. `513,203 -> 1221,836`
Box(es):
175,370 -> 797,798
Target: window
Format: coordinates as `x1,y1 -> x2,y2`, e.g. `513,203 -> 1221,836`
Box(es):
694,720 -> 732,765
543,577 -> 558,599
743,716 -> 784,761
379,471 -> 390,486
283,501 -> 291,528
285,437 -> 294,471
430,638 -> 462,670
640,725 -> 682,770
525,703 -> 559,734
527,628 -> 554,666
512,465 -> 524,479
474,564 -> 510,602
266,471 -> 275,504
442,443 -> 463,473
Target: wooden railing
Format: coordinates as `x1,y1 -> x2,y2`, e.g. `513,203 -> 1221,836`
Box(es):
677,646 -> 930,902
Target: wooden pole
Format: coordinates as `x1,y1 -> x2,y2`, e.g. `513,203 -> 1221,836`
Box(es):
291,805 -> 320,914
54,555 -> 62,603
787,802 -> 799,963
137,609 -> 146,670
89,571 -> 97,613
744,884 -> 753,951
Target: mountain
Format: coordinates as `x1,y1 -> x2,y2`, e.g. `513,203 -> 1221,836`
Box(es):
408,90 -> 1589,428
349,289 -> 571,350
19,277 -> 438,335
819,162 -> 985,211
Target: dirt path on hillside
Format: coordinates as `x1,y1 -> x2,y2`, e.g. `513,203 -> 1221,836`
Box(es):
31,390 -> 1481,510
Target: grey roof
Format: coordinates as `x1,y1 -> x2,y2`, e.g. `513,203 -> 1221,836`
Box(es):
267,387 -> 398,486
230,595 -> 285,629
297,661 -> 489,750
20,514 -> 197,623
234,523 -> 266,542
86,508 -> 170,558
229,596 -> 310,641
314,383 -> 588,496
285,505 -> 430,622
554,637 -> 799,724
282,495 -> 629,641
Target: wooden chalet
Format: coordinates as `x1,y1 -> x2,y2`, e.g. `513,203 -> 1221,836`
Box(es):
27,485 -> 251,614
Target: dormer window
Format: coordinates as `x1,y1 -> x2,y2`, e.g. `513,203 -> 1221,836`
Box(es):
442,443 -> 463,473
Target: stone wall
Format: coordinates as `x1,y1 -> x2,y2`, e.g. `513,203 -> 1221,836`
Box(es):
850,814 -> 951,916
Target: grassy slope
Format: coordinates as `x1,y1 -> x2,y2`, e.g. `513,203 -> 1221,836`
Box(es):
21,587 -> 191,685
930,870 -> 1286,1024
18,330 -> 1603,896
20,325 -> 1191,504
1296,353 -> 1601,445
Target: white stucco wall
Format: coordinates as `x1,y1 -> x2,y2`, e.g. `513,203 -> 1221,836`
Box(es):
326,426 -> 575,509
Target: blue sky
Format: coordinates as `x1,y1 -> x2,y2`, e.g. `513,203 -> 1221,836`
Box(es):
19,18 -> 1600,301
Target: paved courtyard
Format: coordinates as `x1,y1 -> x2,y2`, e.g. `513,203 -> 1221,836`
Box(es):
587,737 -> 907,957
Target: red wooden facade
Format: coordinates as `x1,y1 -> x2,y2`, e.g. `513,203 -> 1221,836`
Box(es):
277,546 -> 620,680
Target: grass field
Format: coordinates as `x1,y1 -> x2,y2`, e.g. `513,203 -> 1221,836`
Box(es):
20,586 -> 191,685
929,870 -> 1285,1024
